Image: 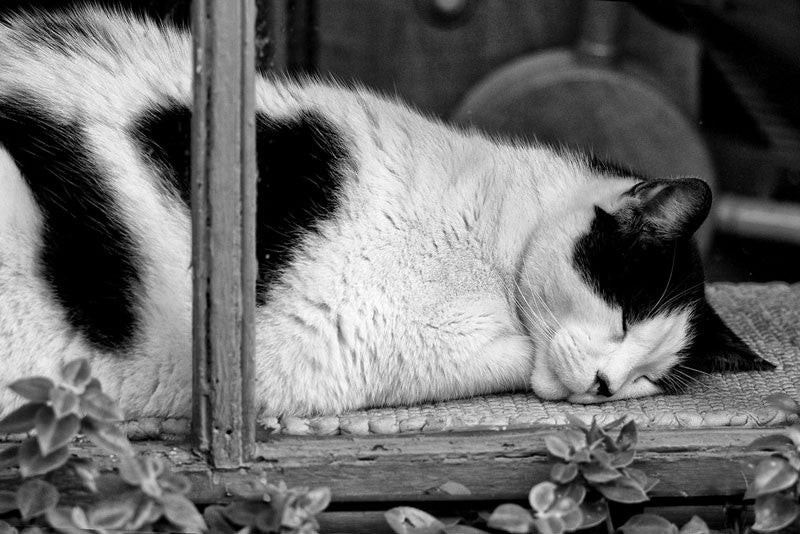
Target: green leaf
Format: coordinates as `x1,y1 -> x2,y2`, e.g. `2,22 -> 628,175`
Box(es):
80,418 -> 133,457
529,481 -> 557,513
571,449 -> 591,463
556,483 -> 586,506
0,522 -> 17,534
127,495 -> 160,531
623,467 -> 659,493
87,498 -> 136,529
611,449 -> 636,468
679,515 -> 711,534
385,507 -> 447,534
17,479 -> 59,520
578,500 -> 609,530
747,434 -> 795,451
752,457 -> 799,497
619,514 -> 678,534
534,515 -> 565,534
445,526 -> 489,534
0,403 -> 44,434
564,413 -> 589,431
205,505 -> 238,534
161,492 -> 207,532
0,446 -> 19,469
143,455 -> 165,479
298,486 -> 332,514
49,388 -> 79,419
581,463 -> 622,483
44,506 -> 84,534
752,493 -> 800,532
69,459 -> 99,493
587,418 -> 605,445
60,360 -> 92,390
158,473 -> 192,495
0,491 -> 17,514
254,506 -> 281,533
18,438 -> 69,478
80,389 -> 123,422
559,429 -> 587,451
118,455 -> 145,485
550,462 -> 578,484
436,481 -> 471,496
765,393 -> 800,415
70,506 -> 91,530
544,435 -> 571,461
603,416 -> 628,431
591,448 -> 612,467
594,476 -> 650,504
551,497 -> 582,531
35,407 -> 79,456
9,378 -> 54,403
222,500 -> 270,527
485,504 -> 533,534
617,421 -> 638,451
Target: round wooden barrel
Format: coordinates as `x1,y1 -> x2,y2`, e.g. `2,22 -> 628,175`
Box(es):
451,2 -> 716,253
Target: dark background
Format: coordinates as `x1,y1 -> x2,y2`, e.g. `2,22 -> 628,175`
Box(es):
4,0 -> 799,283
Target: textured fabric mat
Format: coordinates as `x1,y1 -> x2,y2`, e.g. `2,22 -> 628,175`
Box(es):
8,283 -> 795,440
256,282 -> 800,436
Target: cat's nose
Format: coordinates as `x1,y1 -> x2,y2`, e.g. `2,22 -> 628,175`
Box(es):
594,372 -> 613,397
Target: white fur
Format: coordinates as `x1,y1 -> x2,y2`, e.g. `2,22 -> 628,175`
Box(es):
0,8 -> 695,420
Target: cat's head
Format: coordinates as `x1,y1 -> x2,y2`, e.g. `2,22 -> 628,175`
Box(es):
518,161 -> 774,403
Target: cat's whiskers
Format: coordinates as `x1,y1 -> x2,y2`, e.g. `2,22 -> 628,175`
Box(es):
510,278 -> 555,341
524,271 -> 565,332
649,280 -> 705,318
647,243 -> 677,318
674,363 -> 712,378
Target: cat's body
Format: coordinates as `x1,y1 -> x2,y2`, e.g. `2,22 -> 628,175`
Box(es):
0,8 -> 772,422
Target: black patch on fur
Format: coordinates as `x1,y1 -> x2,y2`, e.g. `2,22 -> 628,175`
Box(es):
573,206 -> 705,326
0,94 -> 142,351
132,102 -> 192,205
573,199 -> 774,392
254,111 -> 348,298
131,103 -> 348,302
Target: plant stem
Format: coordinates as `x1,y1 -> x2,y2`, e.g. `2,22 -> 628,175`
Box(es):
605,512 -> 614,534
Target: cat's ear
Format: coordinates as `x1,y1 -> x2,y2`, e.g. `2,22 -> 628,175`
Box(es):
690,302 -> 776,373
625,178 -> 711,239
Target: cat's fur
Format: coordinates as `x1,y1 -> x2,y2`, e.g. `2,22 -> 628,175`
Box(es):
0,8 -> 773,422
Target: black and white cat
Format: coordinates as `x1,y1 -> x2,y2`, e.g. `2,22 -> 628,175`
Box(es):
0,8 -> 773,422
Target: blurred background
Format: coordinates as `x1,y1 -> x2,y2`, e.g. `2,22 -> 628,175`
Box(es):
5,0 -> 800,282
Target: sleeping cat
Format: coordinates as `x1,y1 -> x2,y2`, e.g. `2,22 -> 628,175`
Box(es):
0,7 -> 773,422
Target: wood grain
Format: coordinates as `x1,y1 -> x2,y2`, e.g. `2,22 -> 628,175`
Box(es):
191,0 -> 257,468
0,428 -> 772,504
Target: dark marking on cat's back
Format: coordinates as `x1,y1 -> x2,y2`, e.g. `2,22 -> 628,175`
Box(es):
0,93 -> 142,352
131,101 -> 192,205
131,101 -> 350,302
255,110 -> 349,299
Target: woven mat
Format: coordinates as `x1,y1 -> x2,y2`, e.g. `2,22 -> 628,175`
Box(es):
254,282 -> 800,436
88,282 -> 800,438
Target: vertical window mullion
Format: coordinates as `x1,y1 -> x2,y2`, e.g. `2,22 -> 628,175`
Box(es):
191,0 -> 257,468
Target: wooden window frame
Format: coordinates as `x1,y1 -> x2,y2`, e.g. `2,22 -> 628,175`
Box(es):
179,0 -> 769,513
0,2 -> 768,526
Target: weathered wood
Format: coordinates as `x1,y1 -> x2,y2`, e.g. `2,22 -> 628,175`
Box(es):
191,0 -> 257,467
0,428 -> 773,503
